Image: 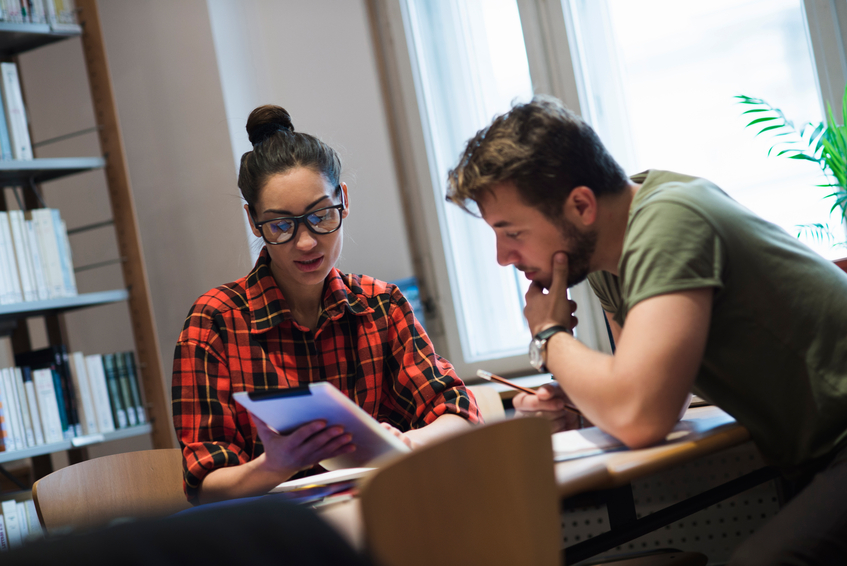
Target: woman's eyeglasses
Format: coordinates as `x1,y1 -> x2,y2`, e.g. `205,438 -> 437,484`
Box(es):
253,204 -> 345,245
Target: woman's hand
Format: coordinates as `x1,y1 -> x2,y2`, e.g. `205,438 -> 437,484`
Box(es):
512,383 -> 583,433
252,415 -> 356,475
524,252 -> 578,336
380,422 -> 422,450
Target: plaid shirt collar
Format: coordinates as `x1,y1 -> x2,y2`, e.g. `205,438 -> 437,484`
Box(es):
246,247 -> 374,333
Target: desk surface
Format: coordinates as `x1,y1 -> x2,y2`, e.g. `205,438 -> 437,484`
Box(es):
554,405 -> 750,498
317,406 -> 749,551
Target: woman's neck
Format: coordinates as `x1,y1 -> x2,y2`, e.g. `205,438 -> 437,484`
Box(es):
271,264 -> 324,331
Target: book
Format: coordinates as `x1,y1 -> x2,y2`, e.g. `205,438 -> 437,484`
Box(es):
233,382 -> 410,470
14,502 -> 27,541
68,351 -> 98,435
52,212 -> 77,296
32,368 -> 62,444
16,345 -> 82,438
8,210 -> 37,302
114,353 -> 137,426
0,514 -> 6,551
0,369 -> 22,451
1,499 -> 21,549
101,353 -> 127,428
0,381 -> 7,451
21,367 -> 45,445
13,368 -> 35,447
24,500 -> 43,541
29,209 -> 63,299
0,85 -> 12,160
0,62 -> 32,160
270,467 -> 374,493
24,219 -> 48,301
0,213 -> 16,305
84,354 -> 115,433
123,351 -> 146,423
0,213 -> 22,303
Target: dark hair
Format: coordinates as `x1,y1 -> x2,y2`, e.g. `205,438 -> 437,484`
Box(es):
446,96 -> 628,220
238,105 -> 342,215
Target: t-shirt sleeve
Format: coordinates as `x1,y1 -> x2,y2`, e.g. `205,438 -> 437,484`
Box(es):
620,199 -> 724,315
380,288 -> 482,429
587,271 -> 622,315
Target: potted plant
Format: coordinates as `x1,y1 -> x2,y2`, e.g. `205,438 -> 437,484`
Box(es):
737,85 -> 847,244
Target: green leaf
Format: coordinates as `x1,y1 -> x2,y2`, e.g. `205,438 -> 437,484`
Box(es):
756,124 -> 784,135
746,116 -> 779,126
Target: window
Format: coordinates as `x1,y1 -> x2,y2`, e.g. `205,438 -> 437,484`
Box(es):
376,0 -> 847,376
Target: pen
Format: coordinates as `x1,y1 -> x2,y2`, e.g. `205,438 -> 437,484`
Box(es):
476,370 -> 583,416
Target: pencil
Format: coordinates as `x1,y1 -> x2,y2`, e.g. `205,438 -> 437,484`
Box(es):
476,370 -> 583,416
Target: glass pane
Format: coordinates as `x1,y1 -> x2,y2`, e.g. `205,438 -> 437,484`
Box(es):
570,0 -> 841,258
404,0 -> 534,360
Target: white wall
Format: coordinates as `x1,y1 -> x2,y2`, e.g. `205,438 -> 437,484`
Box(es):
206,0 -> 414,280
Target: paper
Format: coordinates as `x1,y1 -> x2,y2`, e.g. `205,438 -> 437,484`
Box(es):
552,406 -> 737,462
270,467 -> 375,493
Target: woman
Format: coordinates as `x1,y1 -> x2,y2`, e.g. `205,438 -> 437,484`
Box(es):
172,105 -> 480,504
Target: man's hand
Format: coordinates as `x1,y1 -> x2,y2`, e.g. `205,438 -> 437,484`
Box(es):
252,416 -> 356,476
513,383 -> 583,433
524,252 -> 577,336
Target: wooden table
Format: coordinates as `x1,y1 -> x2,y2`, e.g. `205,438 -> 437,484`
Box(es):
316,406 -> 771,562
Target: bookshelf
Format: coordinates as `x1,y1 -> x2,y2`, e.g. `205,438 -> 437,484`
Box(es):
0,0 -> 172,485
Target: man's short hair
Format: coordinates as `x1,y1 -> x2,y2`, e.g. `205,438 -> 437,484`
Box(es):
446,96 -> 628,219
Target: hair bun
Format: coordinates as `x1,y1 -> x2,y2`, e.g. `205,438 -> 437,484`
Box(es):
246,105 -> 295,145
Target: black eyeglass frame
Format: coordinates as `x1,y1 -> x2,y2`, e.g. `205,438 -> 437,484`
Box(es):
252,203 -> 346,245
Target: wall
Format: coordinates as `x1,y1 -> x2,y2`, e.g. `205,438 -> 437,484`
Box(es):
10,0 -> 412,462
17,0 -> 252,458
206,0 -> 414,280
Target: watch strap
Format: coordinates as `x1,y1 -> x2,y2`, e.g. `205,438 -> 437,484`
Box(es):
534,325 -> 570,342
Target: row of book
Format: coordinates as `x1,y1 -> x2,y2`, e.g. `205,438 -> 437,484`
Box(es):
0,208 -> 78,306
0,346 -> 147,453
0,498 -> 42,550
0,61 -> 32,161
0,0 -> 76,26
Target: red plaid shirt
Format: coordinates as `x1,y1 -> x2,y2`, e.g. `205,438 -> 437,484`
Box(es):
172,248 -> 480,501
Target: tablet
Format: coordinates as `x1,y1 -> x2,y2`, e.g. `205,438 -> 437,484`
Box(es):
233,382 -> 410,470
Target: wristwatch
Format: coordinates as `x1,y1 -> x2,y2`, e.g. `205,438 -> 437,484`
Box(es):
529,325 -> 571,372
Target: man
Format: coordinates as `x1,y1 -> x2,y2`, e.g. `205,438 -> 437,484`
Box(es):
446,96 -> 847,565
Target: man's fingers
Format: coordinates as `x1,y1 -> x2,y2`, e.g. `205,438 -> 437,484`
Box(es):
549,252 -> 569,293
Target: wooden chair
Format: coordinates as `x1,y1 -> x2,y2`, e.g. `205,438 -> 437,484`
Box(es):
360,417 -> 560,566
467,384 -> 506,422
32,448 -> 191,534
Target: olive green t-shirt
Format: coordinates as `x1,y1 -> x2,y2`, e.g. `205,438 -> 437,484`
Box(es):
587,170 -> 847,469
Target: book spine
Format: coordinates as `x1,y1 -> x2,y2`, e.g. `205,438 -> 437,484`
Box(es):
123,351 -> 146,423
0,369 -> 22,451
13,369 -> 34,447
114,352 -> 137,426
14,502 -> 27,541
50,368 -> 71,439
56,345 -> 81,437
8,211 -> 36,302
102,354 -> 127,429
0,63 -> 32,160
32,209 -> 62,299
69,351 -> 97,435
21,367 -> 44,445
0,514 -> 7,551
55,215 -> 77,296
0,213 -> 21,303
0,384 -> 7,451
0,214 -> 14,305
44,0 -> 56,25
0,85 -> 13,161
1,500 -> 21,549
24,500 -> 43,541
85,354 -> 115,433
33,368 -> 61,444
24,219 -> 49,301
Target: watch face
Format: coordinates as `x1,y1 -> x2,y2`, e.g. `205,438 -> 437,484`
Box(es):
529,338 -> 544,370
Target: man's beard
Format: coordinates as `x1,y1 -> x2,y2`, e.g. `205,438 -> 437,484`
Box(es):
557,219 -> 598,288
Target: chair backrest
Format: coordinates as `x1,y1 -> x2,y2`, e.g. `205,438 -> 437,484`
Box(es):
360,417 -> 560,566
32,448 -> 191,534
467,384 -> 506,422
